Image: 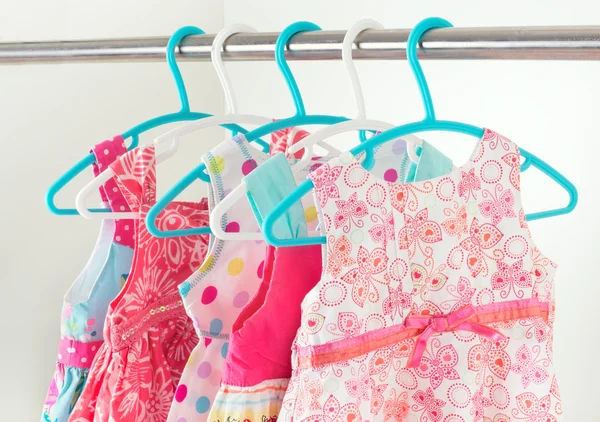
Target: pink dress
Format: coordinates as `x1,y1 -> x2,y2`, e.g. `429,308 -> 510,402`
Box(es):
70,145 -> 210,422
207,152 -> 323,422
283,129 -> 562,421
208,244 -> 322,422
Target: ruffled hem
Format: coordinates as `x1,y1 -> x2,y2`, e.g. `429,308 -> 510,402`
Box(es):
282,324 -> 564,422
208,379 -> 289,422
42,363 -> 88,422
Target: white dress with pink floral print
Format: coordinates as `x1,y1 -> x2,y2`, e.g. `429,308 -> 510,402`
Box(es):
282,129 -> 561,422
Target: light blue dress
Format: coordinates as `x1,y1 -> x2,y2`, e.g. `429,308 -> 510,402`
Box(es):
41,138 -> 135,422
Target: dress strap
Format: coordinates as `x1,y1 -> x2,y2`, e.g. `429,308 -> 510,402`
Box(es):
404,140 -> 454,183
90,136 -> 134,248
109,145 -> 157,213
245,153 -> 308,240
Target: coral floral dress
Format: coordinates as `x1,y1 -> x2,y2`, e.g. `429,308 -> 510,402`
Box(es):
283,129 -> 562,422
70,145 -> 210,422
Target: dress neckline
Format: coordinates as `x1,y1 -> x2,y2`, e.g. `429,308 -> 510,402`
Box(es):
343,128 -> 490,191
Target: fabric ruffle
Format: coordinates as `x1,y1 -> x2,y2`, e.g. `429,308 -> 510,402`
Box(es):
70,314 -> 197,422
42,364 -> 88,422
209,379 -> 289,422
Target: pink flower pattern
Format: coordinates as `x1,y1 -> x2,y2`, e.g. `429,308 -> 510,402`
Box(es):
398,208 -> 443,257
442,204 -> 469,237
491,259 -> 533,299
383,389 -> 410,420
511,344 -> 550,389
326,235 -> 356,278
460,217 -> 504,277
310,162 -> 343,208
468,337 -> 512,382
301,394 -> 362,422
344,365 -> 374,403
341,246 -> 388,307
334,192 -> 368,233
512,393 -> 557,422
415,344 -> 460,389
458,168 -> 482,200
412,387 -> 447,422
382,284 -> 412,321
285,130 -> 561,421
502,152 -> 521,191
479,187 -> 517,225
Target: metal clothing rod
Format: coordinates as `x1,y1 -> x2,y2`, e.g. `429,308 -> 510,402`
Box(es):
2,26 -> 600,64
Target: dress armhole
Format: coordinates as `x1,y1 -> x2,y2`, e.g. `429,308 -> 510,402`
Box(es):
484,136 -> 558,305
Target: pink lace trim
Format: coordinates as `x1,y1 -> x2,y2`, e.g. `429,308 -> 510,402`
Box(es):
109,292 -> 187,351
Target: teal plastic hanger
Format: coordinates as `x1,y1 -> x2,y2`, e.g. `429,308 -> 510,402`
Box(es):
46,25 -> 269,216
145,21 -> 377,239
263,17 -> 578,247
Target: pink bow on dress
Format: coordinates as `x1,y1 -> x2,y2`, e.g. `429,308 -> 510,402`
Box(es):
404,305 -> 505,368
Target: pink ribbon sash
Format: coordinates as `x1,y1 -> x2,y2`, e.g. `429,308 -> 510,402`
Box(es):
404,305 -> 504,367
296,298 -> 549,370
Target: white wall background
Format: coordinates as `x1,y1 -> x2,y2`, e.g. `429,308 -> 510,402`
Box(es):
0,1 -> 226,419
2,0 -> 599,420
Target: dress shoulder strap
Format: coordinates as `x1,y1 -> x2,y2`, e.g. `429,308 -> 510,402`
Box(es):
91,136 -> 134,248
244,153 -> 308,240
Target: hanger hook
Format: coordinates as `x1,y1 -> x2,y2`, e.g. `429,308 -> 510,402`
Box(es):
407,17 -> 453,122
167,26 -> 206,113
211,24 -> 257,115
342,19 -> 383,119
275,21 -> 322,117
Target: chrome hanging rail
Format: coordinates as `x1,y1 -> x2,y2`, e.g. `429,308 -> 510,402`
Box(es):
2,26 -> 600,64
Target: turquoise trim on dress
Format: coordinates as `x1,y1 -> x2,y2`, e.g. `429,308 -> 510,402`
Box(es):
245,153 -> 308,240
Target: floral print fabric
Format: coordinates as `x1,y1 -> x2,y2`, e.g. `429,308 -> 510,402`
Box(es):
69,145 -> 210,422
283,129 -> 562,421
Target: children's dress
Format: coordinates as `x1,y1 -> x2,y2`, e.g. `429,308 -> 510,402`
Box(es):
42,137 -> 134,422
283,129 -> 561,421
69,145 -> 210,422
207,141 -> 455,422
207,153 -> 322,422
165,135 -> 317,422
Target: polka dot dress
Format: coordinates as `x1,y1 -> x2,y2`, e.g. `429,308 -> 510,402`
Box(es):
167,136 -> 286,422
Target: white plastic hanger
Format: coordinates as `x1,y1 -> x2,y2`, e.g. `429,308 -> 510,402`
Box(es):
209,19 -> 416,240
76,24 -> 269,220
153,24 -> 340,160
76,24 -> 330,220
288,19 -> 423,167
208,143 -> 315,240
